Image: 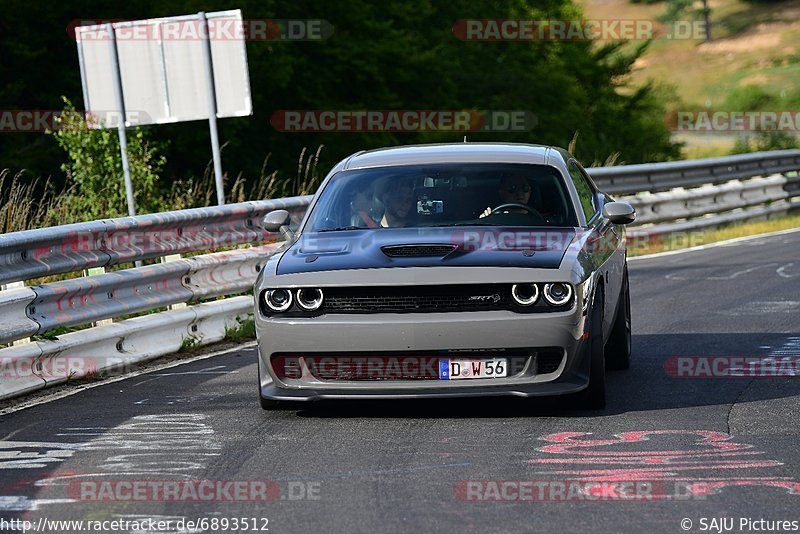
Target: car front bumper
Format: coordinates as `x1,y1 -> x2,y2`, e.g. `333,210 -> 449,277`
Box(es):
256,307 -> 591,401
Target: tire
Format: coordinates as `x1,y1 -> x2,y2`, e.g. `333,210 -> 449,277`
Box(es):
578,287 -> 606,409
606,266 -> 632,371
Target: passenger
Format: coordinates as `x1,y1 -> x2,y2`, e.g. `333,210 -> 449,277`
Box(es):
349,183 -> 379,228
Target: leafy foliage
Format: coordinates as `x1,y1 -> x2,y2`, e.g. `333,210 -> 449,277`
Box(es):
47,98 -> 165,219
224,317 -> 256,342
731,131 -> 799,154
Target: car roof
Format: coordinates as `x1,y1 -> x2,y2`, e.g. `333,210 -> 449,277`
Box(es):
342,143 -> 571,170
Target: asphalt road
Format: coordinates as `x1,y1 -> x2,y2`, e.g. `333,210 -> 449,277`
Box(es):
1,229 -> 799,534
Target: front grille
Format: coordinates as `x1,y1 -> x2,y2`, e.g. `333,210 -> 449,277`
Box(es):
381,244 -> 456,257
324,284 -> 512,313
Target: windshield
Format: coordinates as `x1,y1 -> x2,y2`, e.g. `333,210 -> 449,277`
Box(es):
304,163 -> 579,231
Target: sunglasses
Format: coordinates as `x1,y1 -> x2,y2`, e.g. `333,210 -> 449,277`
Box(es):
503,184 -> 532,194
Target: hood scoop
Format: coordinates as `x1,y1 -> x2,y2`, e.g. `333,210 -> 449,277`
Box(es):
381,244 -> 456,258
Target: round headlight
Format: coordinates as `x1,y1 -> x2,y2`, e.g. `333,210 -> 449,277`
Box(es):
296,288 -> 324,311
543,283 -> 573,307
264,288 -> 293,312
511,283 -> 539,306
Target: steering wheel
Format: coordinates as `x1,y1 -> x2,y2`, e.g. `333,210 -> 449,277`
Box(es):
491,203 -> 543,218
488,203 -> 547,224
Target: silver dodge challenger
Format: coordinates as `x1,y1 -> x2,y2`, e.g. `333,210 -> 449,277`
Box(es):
255,143 -> 635,409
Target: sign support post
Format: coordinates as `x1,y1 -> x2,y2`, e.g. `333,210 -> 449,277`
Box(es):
198,11 -> 225,206
106,23 -> 137,217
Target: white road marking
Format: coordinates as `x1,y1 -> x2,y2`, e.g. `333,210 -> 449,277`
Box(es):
665,263 -> 779,281
21,414 -> 223,514
777,263 -> 797,278
768,337 -> 800,357
718,301 -> 800,315
0,441 -> 83,470
133,393 -> 228,406
132,365 -> 236,387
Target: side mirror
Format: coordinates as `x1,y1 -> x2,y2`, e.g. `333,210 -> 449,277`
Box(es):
262,209 -> 293,240
602,202 -> 636,225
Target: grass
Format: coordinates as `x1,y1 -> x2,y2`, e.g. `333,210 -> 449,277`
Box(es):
0,145 -> 324,234
0,170 -> 73,233
180,335 -> 201,352
31,325 -> 75,342
628,212 -> 800,256
224,317 -> 256,343
175,317 -> 254,354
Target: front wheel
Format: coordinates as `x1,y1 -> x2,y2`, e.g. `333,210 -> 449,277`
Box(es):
606,266 -> 631,370
578,287 -> 606,409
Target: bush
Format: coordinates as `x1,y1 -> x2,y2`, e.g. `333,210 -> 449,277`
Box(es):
723,85 -> 776,111
731,131 -> 799,153
47,97 -> 166,220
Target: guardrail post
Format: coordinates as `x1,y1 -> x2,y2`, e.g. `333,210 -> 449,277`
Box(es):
162,254 -> 187,310
85,267 -> 114,326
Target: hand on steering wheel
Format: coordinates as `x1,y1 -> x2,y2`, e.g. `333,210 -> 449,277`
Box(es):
479,203 -> 544,220
491,203 -> 540,215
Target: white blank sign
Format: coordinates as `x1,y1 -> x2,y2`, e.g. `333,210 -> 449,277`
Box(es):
76,10 -> 252,128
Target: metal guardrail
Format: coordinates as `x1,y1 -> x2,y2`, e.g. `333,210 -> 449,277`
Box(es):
22,243 -> 280,335
626,175 -> 788,225
587,149 -> 800,195
1,150 -> 799,401
621,174 -> 800,230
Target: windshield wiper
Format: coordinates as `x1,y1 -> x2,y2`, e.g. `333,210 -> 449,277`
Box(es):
317,225 -> 370,232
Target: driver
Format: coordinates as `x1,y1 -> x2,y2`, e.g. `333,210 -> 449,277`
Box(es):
479,173 -> 532,218
379,178 -> 415,227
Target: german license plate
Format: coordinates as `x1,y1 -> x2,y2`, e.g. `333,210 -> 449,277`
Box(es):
439,359 -> 507,380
